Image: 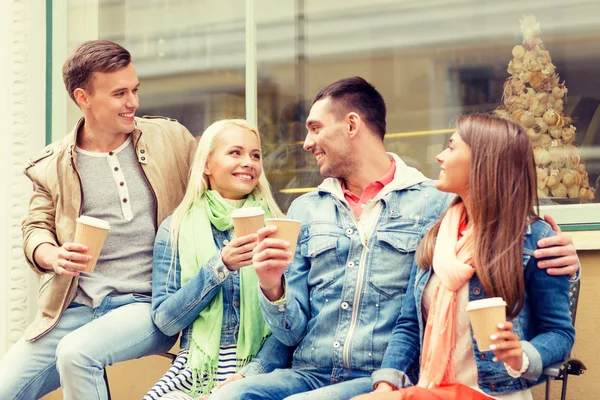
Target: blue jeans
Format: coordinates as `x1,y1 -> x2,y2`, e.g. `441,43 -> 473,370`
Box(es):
210,368 -> 373,400
0,294 -> 176,400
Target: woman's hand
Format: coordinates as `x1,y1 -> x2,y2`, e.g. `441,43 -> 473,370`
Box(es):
489,321 -> 523,371
215,373 -> 244,390
374,382 -> 395,392
221,234 -> 258,271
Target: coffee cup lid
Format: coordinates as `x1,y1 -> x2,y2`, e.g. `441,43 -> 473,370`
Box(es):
265,218 -> 301,225
76,216 -> 111,230
231,207 -> 265,218
466,297 -> 506,311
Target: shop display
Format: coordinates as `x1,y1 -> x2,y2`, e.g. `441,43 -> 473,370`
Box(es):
494,16 -> 595,201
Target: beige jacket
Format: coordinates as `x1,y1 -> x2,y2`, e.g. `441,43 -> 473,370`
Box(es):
22,116 -> 198,341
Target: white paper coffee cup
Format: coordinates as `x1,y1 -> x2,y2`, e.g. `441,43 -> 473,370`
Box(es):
231,207 -> 265,237
264,218 -> 301,263
466,297 -> 507,351
74,216 -> 110,273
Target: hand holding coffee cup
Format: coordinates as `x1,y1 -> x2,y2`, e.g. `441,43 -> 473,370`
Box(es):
73,216 -> 110,273
252,219 -> 301,301
221,234 -> 259,271
264,218 -> 301,263
466,297 -> 507,351
489,321 -> 524,371
223,207 -> 265,271
35,242 -> 92,277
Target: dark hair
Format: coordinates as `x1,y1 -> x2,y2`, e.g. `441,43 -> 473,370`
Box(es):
312,76 -> 386,140
62,40 -> 131,104
417,113 -> 539,319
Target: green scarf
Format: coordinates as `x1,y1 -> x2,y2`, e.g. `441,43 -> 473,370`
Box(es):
179,189 -> 271,395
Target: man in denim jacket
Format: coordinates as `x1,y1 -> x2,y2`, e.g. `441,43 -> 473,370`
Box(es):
212,77 -> 579,400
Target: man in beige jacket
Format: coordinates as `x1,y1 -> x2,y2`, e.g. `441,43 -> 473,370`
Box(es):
0,40 -> 198,400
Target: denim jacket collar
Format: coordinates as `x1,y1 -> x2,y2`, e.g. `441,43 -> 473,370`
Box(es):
317,153 -> 428,203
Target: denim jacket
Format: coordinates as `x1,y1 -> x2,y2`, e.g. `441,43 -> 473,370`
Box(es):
373,219 -> 576,395
151,216 -> 293,376
259,154 -> 453,373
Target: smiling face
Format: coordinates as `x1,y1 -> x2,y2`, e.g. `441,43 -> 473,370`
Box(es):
303,98 -> 355,179
204,125 -> 262,200
77,62 -> 140,135
436,132 -> 472,199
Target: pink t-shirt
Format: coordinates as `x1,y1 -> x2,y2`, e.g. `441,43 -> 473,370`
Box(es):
341,161 -> 396,218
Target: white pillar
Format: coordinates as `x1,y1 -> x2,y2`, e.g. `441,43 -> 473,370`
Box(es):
0,0 -> 48,356
245,0 -> 257,126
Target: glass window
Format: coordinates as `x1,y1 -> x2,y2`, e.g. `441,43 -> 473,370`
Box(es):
65,0 -> 247,137
255,0 -> 600,217
56,0 -> 600,222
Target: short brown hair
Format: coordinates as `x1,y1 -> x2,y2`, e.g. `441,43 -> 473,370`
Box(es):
312,76 -> 386,140
62,40 -> 131,104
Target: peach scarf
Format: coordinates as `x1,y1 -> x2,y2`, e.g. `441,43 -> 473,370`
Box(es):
418,202 -> 475,389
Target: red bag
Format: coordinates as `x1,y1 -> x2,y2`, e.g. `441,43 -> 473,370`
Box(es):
397,384 -> 493,399
352,384 -> 493,400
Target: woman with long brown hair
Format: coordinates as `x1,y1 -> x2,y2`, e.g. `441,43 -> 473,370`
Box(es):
359,113 -> 575,399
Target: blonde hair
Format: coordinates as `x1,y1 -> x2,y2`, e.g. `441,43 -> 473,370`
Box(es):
167,119 -> 283,276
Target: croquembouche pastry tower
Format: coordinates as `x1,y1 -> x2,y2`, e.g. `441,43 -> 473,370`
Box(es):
494,16 -> 595,201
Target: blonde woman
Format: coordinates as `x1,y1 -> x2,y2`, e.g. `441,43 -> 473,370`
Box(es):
144,119 -> 291,400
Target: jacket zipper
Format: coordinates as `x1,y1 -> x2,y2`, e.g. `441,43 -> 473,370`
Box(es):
340,200 -> 380,369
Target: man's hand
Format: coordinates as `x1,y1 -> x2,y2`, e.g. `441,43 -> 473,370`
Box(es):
34,242 -> 91,276
534,214 -> 579,276
215,373 -> 244,390
252,226 -> 292,301
221,234 -> 258,271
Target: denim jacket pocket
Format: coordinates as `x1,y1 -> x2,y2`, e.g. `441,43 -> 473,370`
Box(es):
368,230 -> 420,299
301,232 -> 340,293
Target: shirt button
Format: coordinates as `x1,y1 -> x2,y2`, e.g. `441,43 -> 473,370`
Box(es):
140,156 -> 146,161
218,271 -> 226,279
479,353 -> 486,360
140,149 -> 145,154
234,301 -> 240,308
122,198 -> 128,203
233,270 -> 239,275
114,167 -> 119,171
368,352 -> 372,357
489,383 -> 497,390
278,304 -> 285,312
345,228 -> 354,236
333,341 -> 341,349
347,261 -> 355,268
473,287 -> 481,296
223,239 -> 229,245
119,181 -> 125,186
341,302 -> 349,310
108,151 -> 114,156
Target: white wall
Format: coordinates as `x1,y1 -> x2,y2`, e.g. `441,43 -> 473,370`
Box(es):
0,0 -> 48,356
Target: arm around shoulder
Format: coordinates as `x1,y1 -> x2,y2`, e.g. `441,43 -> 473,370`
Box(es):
521,230 -> 576,380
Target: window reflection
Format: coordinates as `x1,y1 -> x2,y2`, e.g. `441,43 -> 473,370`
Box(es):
65,0 -> 600,211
